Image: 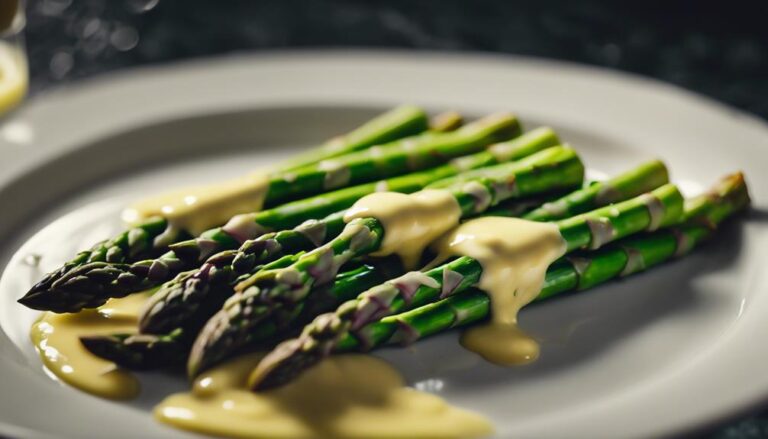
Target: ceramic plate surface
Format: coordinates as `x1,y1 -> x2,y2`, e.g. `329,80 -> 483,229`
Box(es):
0,51 -> 766,438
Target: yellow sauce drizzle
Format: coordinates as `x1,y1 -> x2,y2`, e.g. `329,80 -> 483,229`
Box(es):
432,217 -> 566,365
343,190 -> 462,269
156,353 -> 492,439
122,172 -> 270,235
29,292 -> 151,399
29,291 -> 492,437
460,323 -> 541,365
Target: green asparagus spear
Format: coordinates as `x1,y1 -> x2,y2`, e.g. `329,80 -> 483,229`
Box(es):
248,173 -> 746,390
277,105 -> 429,171
186,145 -> 585,375
523,160 -> 669,221
265,112 -> 521,200
79,329 -> 188,371
138,127 -> 564,335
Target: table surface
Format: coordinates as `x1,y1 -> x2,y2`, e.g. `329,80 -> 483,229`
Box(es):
21,1 -> 768,437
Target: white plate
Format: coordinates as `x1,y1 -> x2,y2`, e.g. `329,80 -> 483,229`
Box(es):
0,51 -> 766,439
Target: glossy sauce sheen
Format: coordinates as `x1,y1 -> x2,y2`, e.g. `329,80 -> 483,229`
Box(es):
122,172 -> 269,235
433,217 -> 566,365
156,353 -> 492,439
29,292 -> 149,399
30,293 -> 492,437
343,190 -> 462,269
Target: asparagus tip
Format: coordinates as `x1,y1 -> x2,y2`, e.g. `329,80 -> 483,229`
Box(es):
713,172 -> 750,211
18,288 -> 77,312
17,292 -> 45,309
187,309 -> 229,377
80,333 -> 184,370
79,334 -> 135,366
137,291 -> 170,334
248,338 -> 324,391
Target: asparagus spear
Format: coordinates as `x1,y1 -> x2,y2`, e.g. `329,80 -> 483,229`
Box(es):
277,105 -> 429,171
17,118 -> 542,313
523,160 -> 669,221
80,161 -> 671,368
265,112 -> 521,200
138,127 -> 565,335
79,330 -> 188,371
248,173 -> 746,390
186,145 -> 585,375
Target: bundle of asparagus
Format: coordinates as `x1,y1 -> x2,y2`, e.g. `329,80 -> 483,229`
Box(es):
20,110 -> 524,312
82,159 -> 671,370
135,127 -> 565,336
18,106 -> 750,400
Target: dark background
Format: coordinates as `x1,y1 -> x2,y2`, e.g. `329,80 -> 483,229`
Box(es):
24,0 -> 768,437
25,0 -> 768,120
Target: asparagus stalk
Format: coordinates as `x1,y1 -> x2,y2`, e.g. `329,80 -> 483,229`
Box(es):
18,120 -> 549,313
186,146 -> 585,375
523,160 -> 669,221
248,173 -> 746,390
80,330 -> 188,371
81,161 -> 671,368
138,127 -> 564,335
265,112 -> 521,201
277,105 -> 429,171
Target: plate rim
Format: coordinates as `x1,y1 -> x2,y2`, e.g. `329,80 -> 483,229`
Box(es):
1,49 -> 767,438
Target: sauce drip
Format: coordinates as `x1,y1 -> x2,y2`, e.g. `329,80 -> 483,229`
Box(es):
344,190 -> 462,269
432,217 -> 566,365
29,292 -> 150,399
156,353 -> 492,439
122,172 -> 270,235
460,323 -> 540,365
29,290 -> 492,437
